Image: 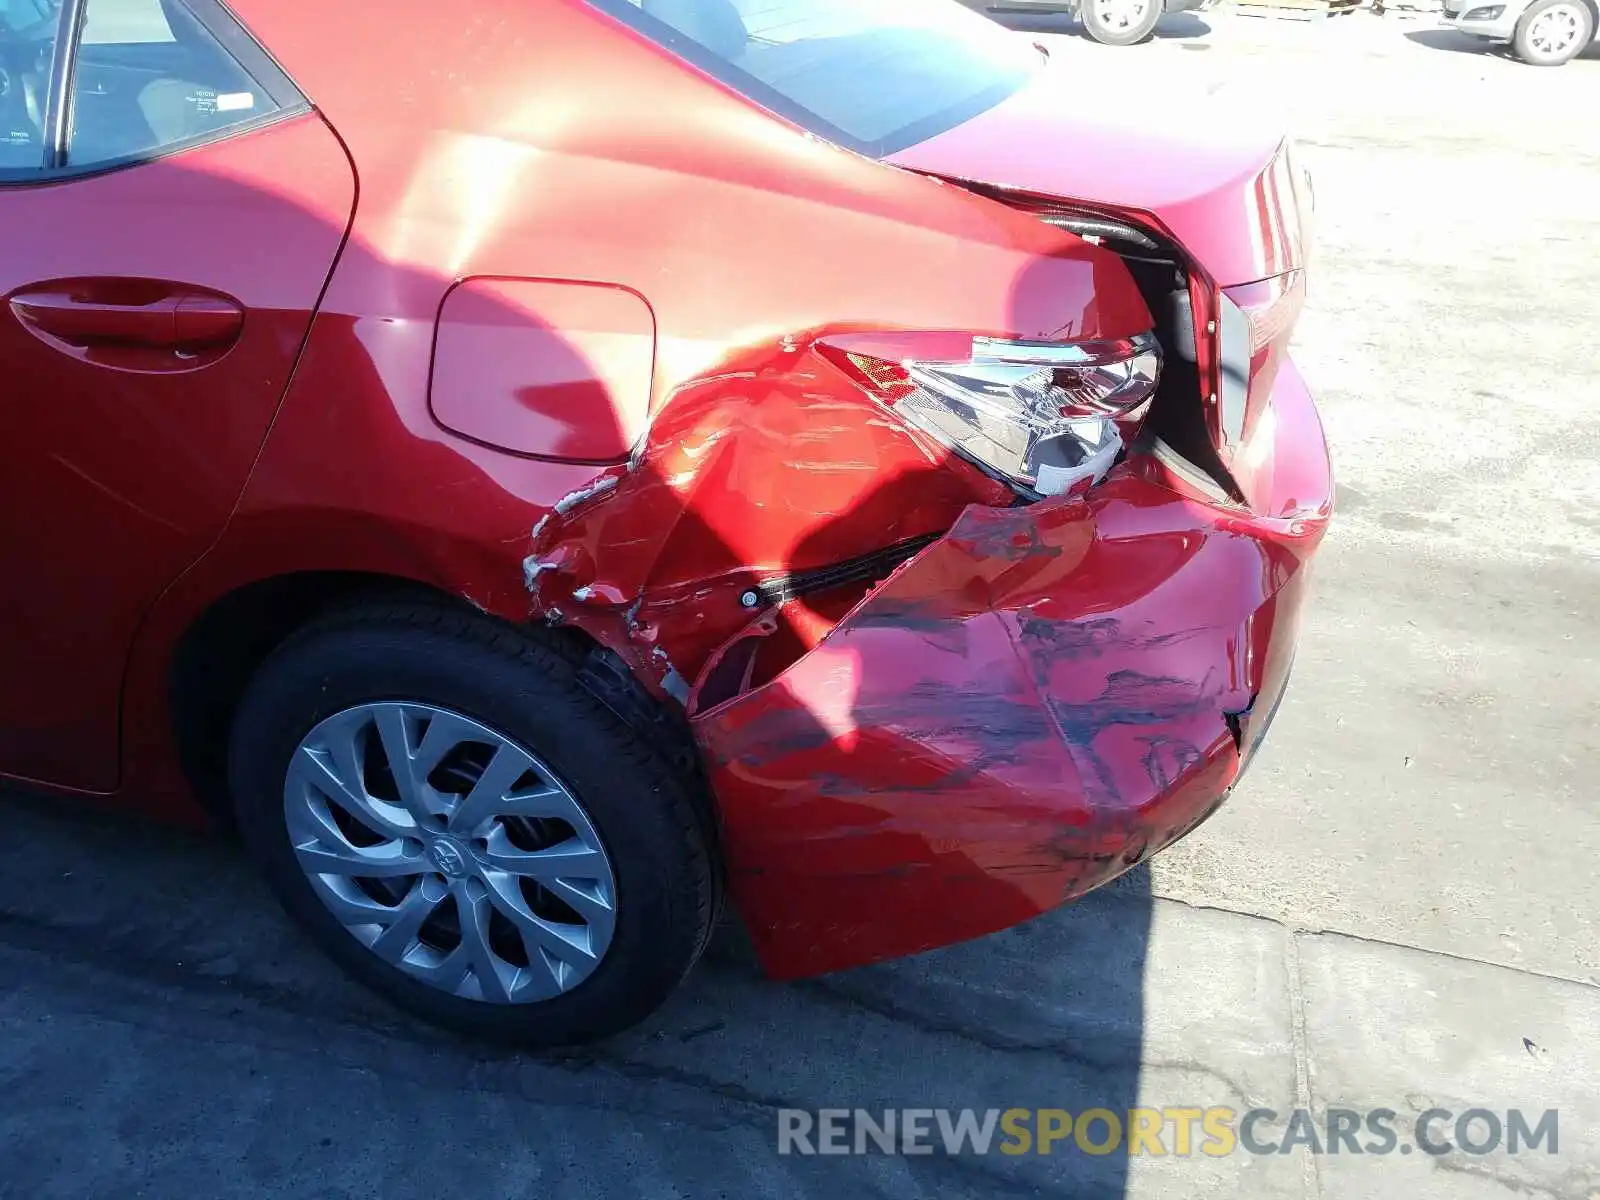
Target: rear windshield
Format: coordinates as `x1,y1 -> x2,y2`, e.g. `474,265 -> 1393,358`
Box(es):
585,0 -> 1039,157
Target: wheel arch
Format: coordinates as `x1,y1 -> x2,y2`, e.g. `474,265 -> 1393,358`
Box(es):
1533,0 -> 1600,26
164,570 -> 602,820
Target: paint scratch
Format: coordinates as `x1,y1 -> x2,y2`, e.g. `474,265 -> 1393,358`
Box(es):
554,474 -> 620,515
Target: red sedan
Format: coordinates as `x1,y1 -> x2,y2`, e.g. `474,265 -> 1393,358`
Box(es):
0,0 -> 1330,1044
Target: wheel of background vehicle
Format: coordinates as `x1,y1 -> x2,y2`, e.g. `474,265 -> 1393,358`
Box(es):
1082,0 -> 1162,45
1512,0 -> 1593,63
227,601 -> 718,1046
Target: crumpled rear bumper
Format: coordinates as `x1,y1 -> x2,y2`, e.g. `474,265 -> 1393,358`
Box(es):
689,360 -> 1332,979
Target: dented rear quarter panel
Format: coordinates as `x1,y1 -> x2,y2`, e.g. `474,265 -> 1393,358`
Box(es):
122,0 -> 1152,808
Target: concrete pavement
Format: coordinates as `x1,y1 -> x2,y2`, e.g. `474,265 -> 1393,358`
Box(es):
1,13 -> 1596,1199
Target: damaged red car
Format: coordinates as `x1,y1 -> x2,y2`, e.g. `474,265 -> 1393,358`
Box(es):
0,0 -> 1330,1044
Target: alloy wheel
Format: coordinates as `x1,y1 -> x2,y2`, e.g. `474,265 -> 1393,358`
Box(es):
283,701 -> 619,1004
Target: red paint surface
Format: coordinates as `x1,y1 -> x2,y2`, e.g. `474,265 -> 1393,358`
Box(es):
2,0 -> 1332,976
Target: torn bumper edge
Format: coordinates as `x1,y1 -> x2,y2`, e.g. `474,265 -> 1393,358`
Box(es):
688,360 -> 1332,979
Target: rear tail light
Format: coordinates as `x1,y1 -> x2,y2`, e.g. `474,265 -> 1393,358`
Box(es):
821,332 -> 1162,498
1217,270 -> 1305,446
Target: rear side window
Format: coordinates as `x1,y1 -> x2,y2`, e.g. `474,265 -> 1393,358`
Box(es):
0,0 -> 303,179
0,0 -> 63,168
69,0 -> 282,166
586,0 -> 1040,157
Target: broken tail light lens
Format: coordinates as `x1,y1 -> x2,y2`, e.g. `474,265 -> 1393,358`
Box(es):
821,333 -> 1162,497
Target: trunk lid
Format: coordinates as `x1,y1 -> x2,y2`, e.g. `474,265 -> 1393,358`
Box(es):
886,66 -> 1312,288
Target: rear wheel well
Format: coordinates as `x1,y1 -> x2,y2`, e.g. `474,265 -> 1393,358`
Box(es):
167,573 -> 599,817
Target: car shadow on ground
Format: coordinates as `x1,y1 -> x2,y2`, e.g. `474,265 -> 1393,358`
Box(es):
1404,27 -> 1502,51
0,789 -> 1155,1195
1404,25 -> 1600,58
986,9 -> 1214,40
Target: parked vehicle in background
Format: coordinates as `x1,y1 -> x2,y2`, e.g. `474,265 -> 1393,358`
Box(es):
0,0 -> 1330,1046
961,0 -> 1205,45
1443,0 -> 1597,64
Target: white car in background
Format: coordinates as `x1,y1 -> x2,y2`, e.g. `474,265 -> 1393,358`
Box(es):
1443,0 -> 1596,64
961,0 -> 1206,46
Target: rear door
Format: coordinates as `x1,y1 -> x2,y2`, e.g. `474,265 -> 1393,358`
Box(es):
0,0 -> 354,789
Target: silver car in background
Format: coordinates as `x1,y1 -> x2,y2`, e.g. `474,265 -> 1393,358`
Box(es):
1442,0 -> 1596,64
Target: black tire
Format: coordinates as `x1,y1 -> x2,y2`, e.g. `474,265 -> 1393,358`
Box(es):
1082,0 -> 1162,45
227,601 -> 718,1046
1511,0 -> 1593,63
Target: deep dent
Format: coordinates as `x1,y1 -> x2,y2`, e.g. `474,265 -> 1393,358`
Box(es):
515,348 -> 1326,983
684,457 -> 1319,980
516,337 -> 1008,705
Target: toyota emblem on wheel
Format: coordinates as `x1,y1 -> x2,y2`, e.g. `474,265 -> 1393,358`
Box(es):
427,839 -> 470,878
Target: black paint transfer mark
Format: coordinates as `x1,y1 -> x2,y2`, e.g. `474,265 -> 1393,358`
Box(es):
951,518 -> 1067,566
1016,615 -> 1196,665
850,599 -> 974,655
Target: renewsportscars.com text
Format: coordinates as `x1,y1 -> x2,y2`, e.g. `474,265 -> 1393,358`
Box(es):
776,1107 -> 1560,1158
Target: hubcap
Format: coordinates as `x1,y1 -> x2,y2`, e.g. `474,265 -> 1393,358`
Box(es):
1528,4 -> 1582,54
1093,0 -> 1151,29
283,702 -> 618,1004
